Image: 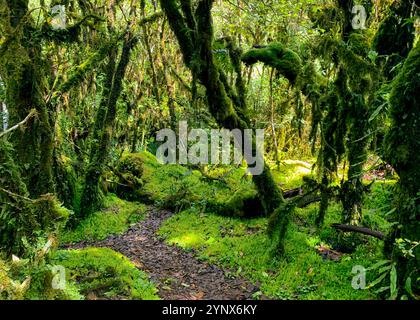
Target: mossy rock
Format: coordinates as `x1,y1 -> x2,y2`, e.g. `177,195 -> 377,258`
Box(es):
113,153 -> 145,201
207,187 -> 265,218
52,248 -> 159,300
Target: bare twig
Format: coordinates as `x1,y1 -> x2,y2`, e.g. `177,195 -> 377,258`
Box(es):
0,187 -> 34,203
0,109 -> 37,138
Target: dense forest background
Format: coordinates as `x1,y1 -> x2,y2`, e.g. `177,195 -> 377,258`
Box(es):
0,0 -> 419,300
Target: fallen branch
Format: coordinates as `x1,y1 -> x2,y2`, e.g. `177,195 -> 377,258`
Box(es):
0,109 -> 37,139
331,224 -> 385,240
283,187 -> 303,199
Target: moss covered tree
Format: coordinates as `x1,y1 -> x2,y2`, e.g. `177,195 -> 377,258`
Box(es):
79,33 -> 138,220
383,41 -> 420,293
159,0 -> 292,253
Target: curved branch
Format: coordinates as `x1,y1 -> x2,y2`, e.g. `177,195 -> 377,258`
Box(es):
0,109 -> 37,139
332,224 -> 385,240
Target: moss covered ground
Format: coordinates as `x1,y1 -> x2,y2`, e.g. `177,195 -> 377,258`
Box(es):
51,248 -> 159,300
55,151 -> 397,300
61,194 -> 146,244
134,152 -> 396,300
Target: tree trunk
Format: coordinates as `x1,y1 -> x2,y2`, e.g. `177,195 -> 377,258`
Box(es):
79,34 -> 138,219
0,0 -> 54,197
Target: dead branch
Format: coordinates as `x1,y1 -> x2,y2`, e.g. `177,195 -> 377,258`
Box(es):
332,224 -> 385,240
0,109 -> 37,138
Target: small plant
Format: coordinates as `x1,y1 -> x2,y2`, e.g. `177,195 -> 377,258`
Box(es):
365,238 -> 419,300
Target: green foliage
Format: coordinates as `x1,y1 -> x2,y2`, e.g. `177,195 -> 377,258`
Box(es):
52,248 -> 159,300
0,237 -> 83,300
61,194 -> 146,244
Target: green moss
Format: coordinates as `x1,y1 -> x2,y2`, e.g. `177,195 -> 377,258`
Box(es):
54,153 -> 77,210
207,187 -> 264,218
271,160 -> 314,190
158,206 -> 380,300
130,152 -> 257,215
112,153 -> 145,201
372,0 -> 415,79
61,194 -> 146,244
52,248 -> 159,300
382,42 -> 420,292
0,139 -> 70,255
241,44 -> 302,84
57,41 -> 113,94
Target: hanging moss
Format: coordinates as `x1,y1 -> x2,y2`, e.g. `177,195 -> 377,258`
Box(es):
372,0 -> 416,79
341,93 -> 370,225
309,5 -> 343,31
79,36 -> 138,220
0,0 -> 55,197
161,0 -> 288,255
241,44 -> 302,84
57,41 -> 113,95
53,153 -> 77,210
384,43 -> 420,186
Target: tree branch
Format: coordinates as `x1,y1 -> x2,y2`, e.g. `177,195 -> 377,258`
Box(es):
332,224 -> 385,240
0,109 -> 37,139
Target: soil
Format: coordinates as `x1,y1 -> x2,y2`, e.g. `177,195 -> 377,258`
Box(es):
66,207 -> 261,300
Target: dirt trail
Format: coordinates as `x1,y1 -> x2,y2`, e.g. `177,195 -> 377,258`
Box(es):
67,207 -> 260,300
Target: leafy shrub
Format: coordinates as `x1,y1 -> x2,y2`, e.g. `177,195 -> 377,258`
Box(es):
0,237 -> 83,300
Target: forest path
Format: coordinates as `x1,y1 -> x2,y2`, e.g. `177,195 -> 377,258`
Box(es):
67,207 -> 260,300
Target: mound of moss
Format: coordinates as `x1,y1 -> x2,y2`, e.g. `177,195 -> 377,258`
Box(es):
112,153 -> 145,201
207,187 -> 265,218
52,248 -> 159,300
